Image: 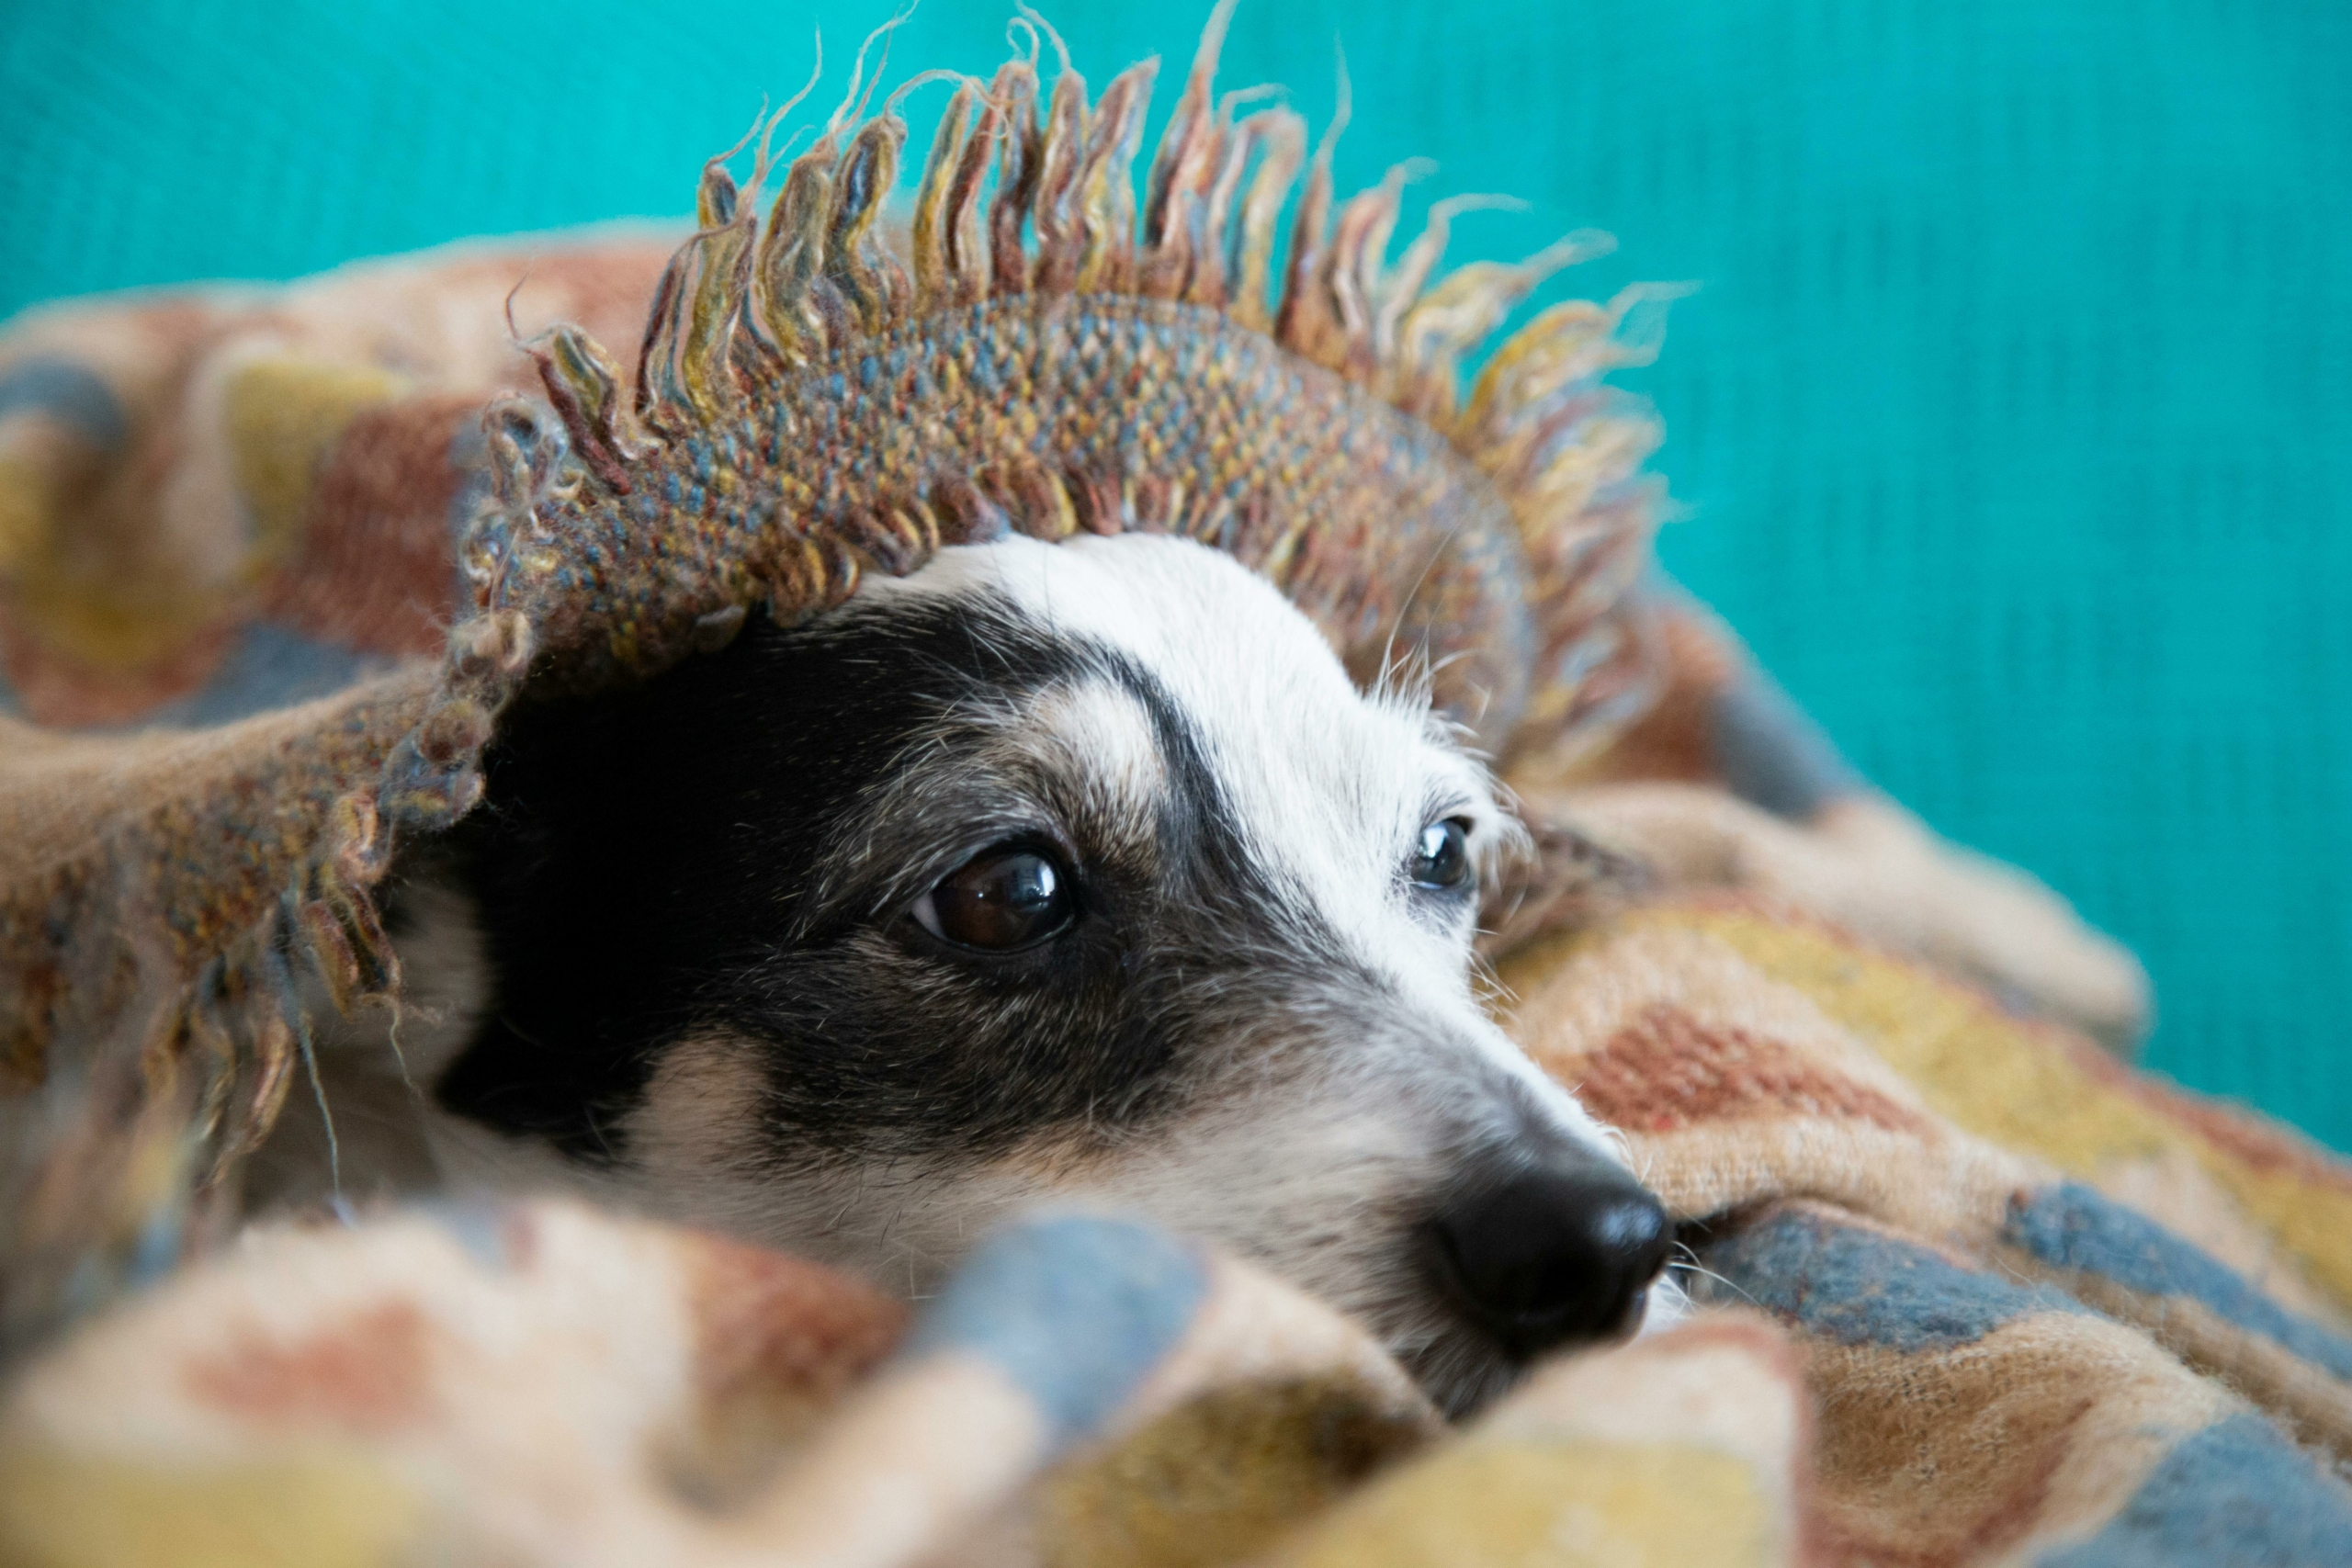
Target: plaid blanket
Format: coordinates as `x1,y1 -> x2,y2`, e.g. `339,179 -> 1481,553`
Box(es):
5,12 -> 2350,1562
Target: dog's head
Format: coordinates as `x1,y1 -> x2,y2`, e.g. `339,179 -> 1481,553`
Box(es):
437,532 -> 1670,1413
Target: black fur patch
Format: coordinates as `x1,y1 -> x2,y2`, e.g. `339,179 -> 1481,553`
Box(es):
436,593 -> 1367,1165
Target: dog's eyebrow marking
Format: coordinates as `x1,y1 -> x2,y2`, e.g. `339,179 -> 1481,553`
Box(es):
790,655 -> 1187,930
995,678 -> 1170,819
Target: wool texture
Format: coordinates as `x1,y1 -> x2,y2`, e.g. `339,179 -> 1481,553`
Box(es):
5,900 -> 2347,1565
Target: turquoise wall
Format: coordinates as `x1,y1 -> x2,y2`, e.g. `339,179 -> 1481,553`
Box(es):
5,1 -> 2347,1148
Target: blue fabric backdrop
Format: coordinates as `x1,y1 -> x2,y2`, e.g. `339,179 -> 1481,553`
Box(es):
4,0 -> 2346,1149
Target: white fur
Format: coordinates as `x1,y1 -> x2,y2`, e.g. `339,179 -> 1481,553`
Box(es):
869,535 -> 1609,1141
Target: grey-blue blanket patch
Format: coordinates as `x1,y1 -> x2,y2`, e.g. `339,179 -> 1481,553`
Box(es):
127,1196 -> 187,1289
2007,1182 -> 2352,1382
901,1213 -> 1206,1450
444,402 -> 493,536
2035,1413 -> 2352,1567
1708,666 -> 1867,821
413,1199 -> 525,1272
1702,1207 -> 2088,1350
0,356 -> 129,451
128,623 -> 402,731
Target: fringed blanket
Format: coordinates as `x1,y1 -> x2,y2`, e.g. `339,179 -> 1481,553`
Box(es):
4,8 -> 2348,1564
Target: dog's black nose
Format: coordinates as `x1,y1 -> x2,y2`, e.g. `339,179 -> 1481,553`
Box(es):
1427,1156 -> 1671,1356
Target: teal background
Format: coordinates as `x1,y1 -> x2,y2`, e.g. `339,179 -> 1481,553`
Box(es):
4,1 -> 2347,1148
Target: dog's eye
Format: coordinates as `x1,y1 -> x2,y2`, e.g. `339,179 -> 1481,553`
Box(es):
911,848 -> 1074,952
1410,818 -> 1474,892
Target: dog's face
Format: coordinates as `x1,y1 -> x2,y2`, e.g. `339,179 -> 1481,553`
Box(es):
434,533 -> 1669,1413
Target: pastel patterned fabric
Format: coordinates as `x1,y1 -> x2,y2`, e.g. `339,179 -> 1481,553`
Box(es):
6,891 -> 2351,1565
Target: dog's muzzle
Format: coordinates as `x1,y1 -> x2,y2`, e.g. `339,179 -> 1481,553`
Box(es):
1423,1144 -> 1671,1358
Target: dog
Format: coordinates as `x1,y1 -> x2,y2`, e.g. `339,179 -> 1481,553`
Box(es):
296,530 -> 1673,1416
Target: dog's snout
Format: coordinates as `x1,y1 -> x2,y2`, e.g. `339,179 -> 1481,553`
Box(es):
1425,1154 -> 1671,1357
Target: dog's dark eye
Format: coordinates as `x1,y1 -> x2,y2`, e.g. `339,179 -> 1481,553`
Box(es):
1410,818 -> 1474,892
912,848 -> 1073,952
